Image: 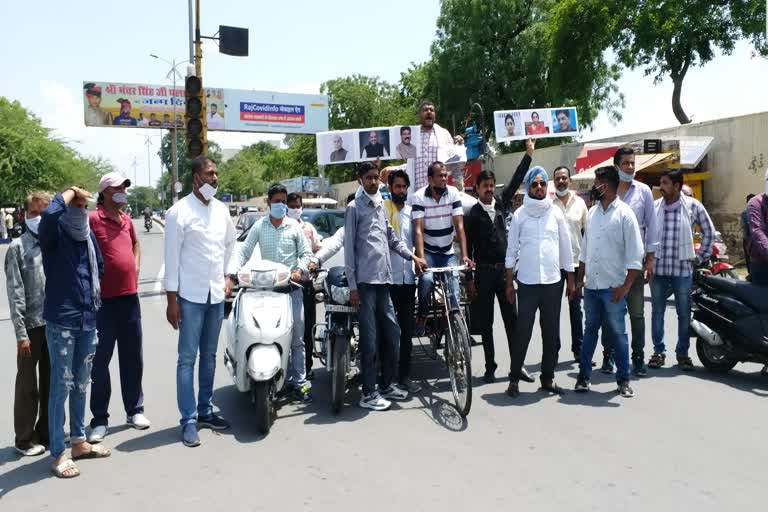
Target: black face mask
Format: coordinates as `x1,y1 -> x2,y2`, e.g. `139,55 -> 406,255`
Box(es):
590,184 -> 605,202
391,192 -> 407,205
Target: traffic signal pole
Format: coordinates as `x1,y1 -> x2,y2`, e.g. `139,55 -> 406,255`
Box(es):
195,0 -> 208,156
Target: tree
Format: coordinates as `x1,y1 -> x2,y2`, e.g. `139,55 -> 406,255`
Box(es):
127,186 -> 162,214
158,130 -> 222,197
0,97 -> 109,204
549,0 -> 767,124
217,142 -> 271,199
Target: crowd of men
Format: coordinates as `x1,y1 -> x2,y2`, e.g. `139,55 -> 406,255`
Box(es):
7,99 -> 768,479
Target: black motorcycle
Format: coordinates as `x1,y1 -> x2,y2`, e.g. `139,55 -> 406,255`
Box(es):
690,271 -> 768,373
144,216 -> 152,232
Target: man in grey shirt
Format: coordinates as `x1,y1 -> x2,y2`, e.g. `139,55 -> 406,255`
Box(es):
5,192 -> 51,456
345,162 -> 426,411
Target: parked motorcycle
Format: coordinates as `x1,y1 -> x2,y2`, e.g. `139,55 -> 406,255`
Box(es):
689,271 -> 768,373
694,230 -> 736,278
312,267 -> 360,414
223,259 -> 296,434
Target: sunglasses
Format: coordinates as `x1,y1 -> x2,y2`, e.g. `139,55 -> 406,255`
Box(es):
529,181 -> 547,189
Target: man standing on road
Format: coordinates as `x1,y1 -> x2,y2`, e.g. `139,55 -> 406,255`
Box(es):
6,192 -> 51,457
164,157 -> 236,447
464,139 -> 536,384
40,186 -> 111,478
345,162 -> 427,411
383,170 -> 421,393
87,173 -> 149,444
505,167 -> 575,397
552,166 -> 589,360
287,193 -> 321,381
747,169 -> 768,285
601,147 -> 658,376
233,185 -> 314,402
575,166 -> 644,398
649,169 -> 715,371
412,162 -> 473,337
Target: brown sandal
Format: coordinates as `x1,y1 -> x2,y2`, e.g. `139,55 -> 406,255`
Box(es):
677,356 -> 695,371
648,353 -> 665,369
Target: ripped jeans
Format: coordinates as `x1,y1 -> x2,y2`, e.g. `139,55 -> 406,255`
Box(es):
46,323 -> 97,458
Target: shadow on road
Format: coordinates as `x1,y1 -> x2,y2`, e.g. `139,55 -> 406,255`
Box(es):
0,453 -> 54,498
640,364 -> 768,397
114,426 -> 180,453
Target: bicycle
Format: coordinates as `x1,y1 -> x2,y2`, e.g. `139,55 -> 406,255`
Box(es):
420,265 -> 473,417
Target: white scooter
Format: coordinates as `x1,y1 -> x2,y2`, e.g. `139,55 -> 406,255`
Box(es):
223,259 -> 295,434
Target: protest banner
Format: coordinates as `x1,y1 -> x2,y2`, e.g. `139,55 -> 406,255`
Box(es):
493,107 -> 579,142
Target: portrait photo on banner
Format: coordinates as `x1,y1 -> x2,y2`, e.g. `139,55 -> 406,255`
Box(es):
358,128 -> 392,160
390,125 -> 421,160
493,107 -> 579,142
316,130 -> 356,165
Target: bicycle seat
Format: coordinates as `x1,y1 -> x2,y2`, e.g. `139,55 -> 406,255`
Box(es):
701,275 -> 768,313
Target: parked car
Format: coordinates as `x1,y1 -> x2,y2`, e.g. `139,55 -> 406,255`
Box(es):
301,209 -> 345,239
236,211 -> 267,233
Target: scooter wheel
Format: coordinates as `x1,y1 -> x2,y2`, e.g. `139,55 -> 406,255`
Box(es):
696,337 -> 737,373
252,381 -> 273,434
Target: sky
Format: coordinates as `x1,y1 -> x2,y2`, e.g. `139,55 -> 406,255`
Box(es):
1,0 -> 767,187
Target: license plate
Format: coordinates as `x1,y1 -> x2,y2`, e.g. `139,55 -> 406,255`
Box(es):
325,304 -> 356,313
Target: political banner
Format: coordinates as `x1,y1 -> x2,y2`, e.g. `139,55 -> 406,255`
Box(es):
493,107 -> 579,142
315,125 -> 421,166
83,81 -> 328,134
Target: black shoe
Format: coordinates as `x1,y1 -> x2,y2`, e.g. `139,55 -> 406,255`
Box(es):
617,381 -> 635,398
574,377 -> 591,392
519,368 -> 535,383
482,370 -> 495,384
540,378 -> 565,395
197,413 -> 231,430
506,381 -> 520,398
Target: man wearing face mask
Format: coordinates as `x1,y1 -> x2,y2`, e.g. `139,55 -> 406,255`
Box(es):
231,184 -> 314,403
40,186 -> 110,478
552,166 -> 589,361
6,192 -> 51,457
287,192 -> 321,380
87,173 -> 149,444
575,166 -> 644,398
600,147 -> 658,377
505,167 -> 575,397
164,157 -> 236,447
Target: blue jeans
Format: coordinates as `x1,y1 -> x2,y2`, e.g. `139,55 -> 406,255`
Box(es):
579,289 -> 630,383
357,283 -> 400,396
418,252 -> 460,316
286,288 -> 308,389
176,296 -> 224,426
650,275 -> 693,356
46,323 -> 97,459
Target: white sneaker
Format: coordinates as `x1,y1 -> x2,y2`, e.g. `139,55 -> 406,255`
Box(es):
127,413 -> 151,430
359,392 -> 391,411
15,443 -> 45,457
380,384 -> 409,401
87,425 -> 108,443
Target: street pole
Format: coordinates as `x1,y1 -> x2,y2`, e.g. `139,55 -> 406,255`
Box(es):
194,0 -> 208,156
145,136 -> 152,187
188,0 -> 195,63
131,157 -> 139,214
171,58 -> 179,203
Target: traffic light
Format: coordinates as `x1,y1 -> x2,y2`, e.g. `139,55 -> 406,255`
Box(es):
185,75 -> 207,158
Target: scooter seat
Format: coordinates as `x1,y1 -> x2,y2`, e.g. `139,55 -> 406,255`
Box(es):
701,275 -> 768,313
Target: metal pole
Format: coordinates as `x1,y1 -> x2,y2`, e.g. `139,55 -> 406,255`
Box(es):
171,58 -> 179,203
195,0 -> 207,156
188,0 -> 194,63
146,137 -> 151,187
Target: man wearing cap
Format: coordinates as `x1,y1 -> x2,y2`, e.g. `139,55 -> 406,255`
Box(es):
112,99 -> 138,126
83,83 -> 105,126
87,173 -> 149,443
505,166 -> 575,398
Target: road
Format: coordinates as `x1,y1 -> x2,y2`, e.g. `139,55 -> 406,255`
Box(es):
0,220 -> 765,511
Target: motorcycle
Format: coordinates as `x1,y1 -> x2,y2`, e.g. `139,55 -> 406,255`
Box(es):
312,267 -> 360,414
689,270 -> 768,373
223,259 -> 296,434
144,216 -> 152,232
694,230 -> 736,278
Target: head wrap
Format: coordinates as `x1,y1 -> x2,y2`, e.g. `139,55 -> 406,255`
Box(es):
84,83 -> 102,98
524,165 -> 549,193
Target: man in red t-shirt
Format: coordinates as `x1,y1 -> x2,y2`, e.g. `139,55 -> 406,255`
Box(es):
87,172 -> 149,443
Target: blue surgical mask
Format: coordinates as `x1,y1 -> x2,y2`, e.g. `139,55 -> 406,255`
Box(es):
25,215 -> 41,235
270,202 -> 287,219
618,169 -> 634,183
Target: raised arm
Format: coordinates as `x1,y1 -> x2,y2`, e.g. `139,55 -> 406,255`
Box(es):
501,139 -> 534,208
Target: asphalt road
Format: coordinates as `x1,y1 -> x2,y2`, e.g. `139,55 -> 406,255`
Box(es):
0,220 -> 765,511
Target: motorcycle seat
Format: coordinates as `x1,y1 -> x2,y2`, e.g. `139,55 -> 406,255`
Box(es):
701,275 -> 768,313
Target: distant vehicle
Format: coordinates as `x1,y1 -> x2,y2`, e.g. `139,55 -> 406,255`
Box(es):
301,208 -> 345,239
236,211 -> 267,233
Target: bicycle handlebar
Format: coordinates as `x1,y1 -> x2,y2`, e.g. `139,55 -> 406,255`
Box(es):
423,265 -> 467,274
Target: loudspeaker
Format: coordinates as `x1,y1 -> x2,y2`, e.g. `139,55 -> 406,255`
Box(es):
219,26 -> 249,57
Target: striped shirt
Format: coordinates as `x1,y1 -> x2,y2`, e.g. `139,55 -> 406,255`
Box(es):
654,197 -> 715,277
234,216 -> 312,273
412,185 -> 463,255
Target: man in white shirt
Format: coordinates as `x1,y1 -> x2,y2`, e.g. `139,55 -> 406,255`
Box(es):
504,166 -> 574,397
207,103 -> 224,130
164,156 -> 236,447
575,166 -> 644,398
552,166 -> 589,360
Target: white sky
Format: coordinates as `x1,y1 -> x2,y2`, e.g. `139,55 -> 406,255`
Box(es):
2,1 -> 766,186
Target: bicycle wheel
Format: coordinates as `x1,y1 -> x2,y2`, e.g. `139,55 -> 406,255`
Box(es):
446,311 -> 472,417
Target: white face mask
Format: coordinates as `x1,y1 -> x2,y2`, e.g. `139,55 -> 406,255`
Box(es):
555,187 -> 569,197
112,192 -> 128,204
287,207 -> 303,220
199,182 -> 217,201
25,215 -> 41,234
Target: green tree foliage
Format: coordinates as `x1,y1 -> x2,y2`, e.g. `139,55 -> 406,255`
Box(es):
158,130 -> 222,198
0,97 -> 110,204
549,0 -> 767,124
127,186 -> 162,214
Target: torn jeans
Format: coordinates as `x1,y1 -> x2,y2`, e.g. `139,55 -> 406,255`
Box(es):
46,323 -> 97,458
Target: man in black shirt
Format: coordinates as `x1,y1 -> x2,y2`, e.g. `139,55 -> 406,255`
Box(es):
466,138 -> 536,383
